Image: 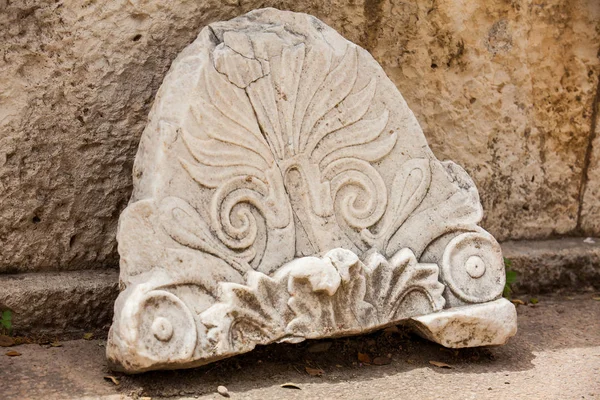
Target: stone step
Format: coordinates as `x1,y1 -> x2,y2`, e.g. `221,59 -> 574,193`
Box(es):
0,270 -> 119,337
1,237 -> 599,336
502,237 -> 600,294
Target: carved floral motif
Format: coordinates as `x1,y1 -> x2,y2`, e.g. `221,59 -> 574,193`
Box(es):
107,9 -> 514,373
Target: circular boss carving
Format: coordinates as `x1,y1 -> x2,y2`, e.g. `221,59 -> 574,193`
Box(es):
441,232 -> 505,303
465,255 -> 486,278
151,317 -> 174,342
137,290 -> 197,362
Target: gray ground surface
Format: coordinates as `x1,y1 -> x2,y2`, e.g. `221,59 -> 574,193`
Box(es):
3,294 -> 600,400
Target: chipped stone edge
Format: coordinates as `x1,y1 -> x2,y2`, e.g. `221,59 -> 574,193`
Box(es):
408,298 -> 517,348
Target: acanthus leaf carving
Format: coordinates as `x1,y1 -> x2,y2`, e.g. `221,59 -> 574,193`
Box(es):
195,248 -> 444,357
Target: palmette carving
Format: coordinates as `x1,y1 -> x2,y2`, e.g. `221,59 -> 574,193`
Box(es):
180,36 -> 397,266
108,8 -> 515,373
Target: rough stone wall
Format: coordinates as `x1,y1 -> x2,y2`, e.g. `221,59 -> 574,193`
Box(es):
1,0 -> 599,273
580,78 -> 600,234
373,0 -> 600,241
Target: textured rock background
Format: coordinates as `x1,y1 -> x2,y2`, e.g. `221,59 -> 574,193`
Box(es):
1,0 -> 599,273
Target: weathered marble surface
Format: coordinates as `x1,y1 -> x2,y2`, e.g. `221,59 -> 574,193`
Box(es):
107,8 -> 516,373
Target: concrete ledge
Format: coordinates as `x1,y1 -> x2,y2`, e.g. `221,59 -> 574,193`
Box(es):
502,237 -> 600,294
0,270 -> 119,336
1,237 -> 599,336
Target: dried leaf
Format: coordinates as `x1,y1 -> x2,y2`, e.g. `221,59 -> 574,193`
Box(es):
50,341 -> 62,347
373,356 -> 392,365
6,350 -> 21,357
429,361 -> 453,369
13,337 -> 31,346
217,385 -> 230,397
307,342 -> 332,353
104,375 -> 120,385
357,352 -> 372,364
280,382 -> 302,390
511,299 -> 525,306
0,335 -> 15,347
83,333 -> 94,340
592,297 -> 600,301
305,366 -> 324,376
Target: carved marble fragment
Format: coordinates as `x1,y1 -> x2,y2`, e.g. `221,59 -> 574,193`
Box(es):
107,8 -> 517,373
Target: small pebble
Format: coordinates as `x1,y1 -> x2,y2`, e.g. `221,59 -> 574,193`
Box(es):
217,385 -> 230,397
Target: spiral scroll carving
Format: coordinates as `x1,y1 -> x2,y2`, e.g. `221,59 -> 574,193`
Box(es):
108,287 -> 198,371
325,158 -> 388,230
136,291 -> 197,361
440,231 -> 505,304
